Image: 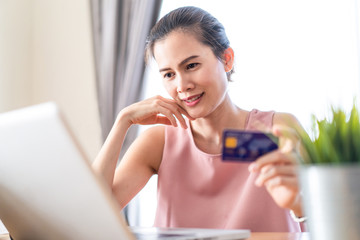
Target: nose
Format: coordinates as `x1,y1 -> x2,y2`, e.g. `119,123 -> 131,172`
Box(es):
176,74 -> 194,93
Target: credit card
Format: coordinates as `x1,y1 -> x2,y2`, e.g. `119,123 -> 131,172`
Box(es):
222,130 -> 279,162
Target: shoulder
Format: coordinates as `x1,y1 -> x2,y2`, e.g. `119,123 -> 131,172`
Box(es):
135,125 -> 166,151
273,112 -> 298,124
246,109 -> 275,131
273,112 -> 303,130
125,125 -> 166,173
139,125 -> 166,139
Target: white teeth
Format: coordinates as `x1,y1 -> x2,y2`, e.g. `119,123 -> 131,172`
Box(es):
186,95 -> 201,103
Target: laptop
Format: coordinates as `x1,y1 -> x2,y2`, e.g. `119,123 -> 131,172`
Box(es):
0,102 -> 250,240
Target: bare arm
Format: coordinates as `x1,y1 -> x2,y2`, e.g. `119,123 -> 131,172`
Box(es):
92,95 -> 192,208
92,113 -> 132,187
93,120 -> 164,209
112,126 -> 165,208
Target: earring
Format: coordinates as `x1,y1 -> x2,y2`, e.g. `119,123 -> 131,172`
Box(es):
225,65 -> 233,73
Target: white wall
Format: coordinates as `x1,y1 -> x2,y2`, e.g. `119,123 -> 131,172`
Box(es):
0,0 -> 33,112
0,0 -> 102,160
156,0 -> 360,132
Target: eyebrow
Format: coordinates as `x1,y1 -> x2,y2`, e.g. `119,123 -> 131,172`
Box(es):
159,55 -> 199,73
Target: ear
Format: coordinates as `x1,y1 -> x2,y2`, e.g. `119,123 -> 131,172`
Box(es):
223,47 -> 234,72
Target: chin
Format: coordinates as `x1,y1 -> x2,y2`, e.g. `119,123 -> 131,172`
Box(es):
185,112 -> 198,120
187,110 -> 208,120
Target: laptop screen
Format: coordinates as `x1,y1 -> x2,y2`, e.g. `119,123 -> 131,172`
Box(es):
0,102 -> 134,240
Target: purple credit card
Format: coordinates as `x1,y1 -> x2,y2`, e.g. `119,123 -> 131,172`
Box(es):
222,130 -> 279,162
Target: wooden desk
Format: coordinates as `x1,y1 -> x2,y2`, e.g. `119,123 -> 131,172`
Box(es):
1,232 -> 311,240
248,232 -> 310,240
0,235 -> 9,240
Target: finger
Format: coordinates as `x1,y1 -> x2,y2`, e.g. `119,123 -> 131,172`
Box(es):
255,164 -> 297,187
154,115 -> 173,126
162,100 -> 195,126
156,96 -> 195,121
264,176 -> 299,191
151,96 -> 181,127
248,150 -> 297,172
272,124 -> 299,142
173,108 -> 189,129
156,101 -> 188,128
177,105 -> 195,121
256,164 -> 297,187
273,124 -> 301,153
154,107 -> 177,127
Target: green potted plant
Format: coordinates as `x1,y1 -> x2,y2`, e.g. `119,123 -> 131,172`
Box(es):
298,103 -> 360,240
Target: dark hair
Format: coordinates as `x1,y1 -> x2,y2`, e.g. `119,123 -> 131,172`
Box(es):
145,6 -> 234,81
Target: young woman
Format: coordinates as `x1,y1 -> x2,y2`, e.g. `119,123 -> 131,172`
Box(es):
93,6 -> 306,232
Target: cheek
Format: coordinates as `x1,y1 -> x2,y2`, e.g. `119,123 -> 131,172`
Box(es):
202,63 -> 228,86
163,81 -> 178,98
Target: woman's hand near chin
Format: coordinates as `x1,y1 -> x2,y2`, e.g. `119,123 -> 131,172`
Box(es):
93,95 -> 193,189
119,95 -> 194,129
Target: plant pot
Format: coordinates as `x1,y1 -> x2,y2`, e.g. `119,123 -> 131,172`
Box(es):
300,165 -> 360,240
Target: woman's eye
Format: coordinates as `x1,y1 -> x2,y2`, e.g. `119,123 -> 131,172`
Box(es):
186,63 -> 198,70
164,72 -> 174,79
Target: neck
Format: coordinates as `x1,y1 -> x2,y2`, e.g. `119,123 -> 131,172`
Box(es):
190,95 -> 249,148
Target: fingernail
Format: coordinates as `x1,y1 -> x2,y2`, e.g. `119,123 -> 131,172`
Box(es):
255,178 -> 262,187
248,163 -> 257,172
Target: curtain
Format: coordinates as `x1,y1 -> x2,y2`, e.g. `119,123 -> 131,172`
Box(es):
90,0 -> 162,225
91,0 -> 162,146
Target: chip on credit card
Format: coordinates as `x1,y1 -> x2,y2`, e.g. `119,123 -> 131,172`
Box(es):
222,130 -> 279,162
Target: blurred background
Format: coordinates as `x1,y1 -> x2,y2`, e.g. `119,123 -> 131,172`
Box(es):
0,0 -> 101,160
1,0 -> 360,228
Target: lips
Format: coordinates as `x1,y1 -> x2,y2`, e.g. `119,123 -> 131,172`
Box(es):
184,93 -> 203,102
182,92 -> 204,106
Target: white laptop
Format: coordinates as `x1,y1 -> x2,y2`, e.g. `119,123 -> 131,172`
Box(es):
0,102 -> 250,240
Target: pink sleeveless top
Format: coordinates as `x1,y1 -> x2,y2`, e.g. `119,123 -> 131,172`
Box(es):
154,109 -> 301,232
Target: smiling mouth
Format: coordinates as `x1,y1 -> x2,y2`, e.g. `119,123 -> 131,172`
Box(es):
183,93 -> 204,103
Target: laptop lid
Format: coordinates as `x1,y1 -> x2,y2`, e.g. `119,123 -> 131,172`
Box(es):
0,102 -> 135,240
0,102 -> 251,240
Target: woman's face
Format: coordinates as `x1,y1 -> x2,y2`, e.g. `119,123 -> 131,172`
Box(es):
153,30 -> 231,119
